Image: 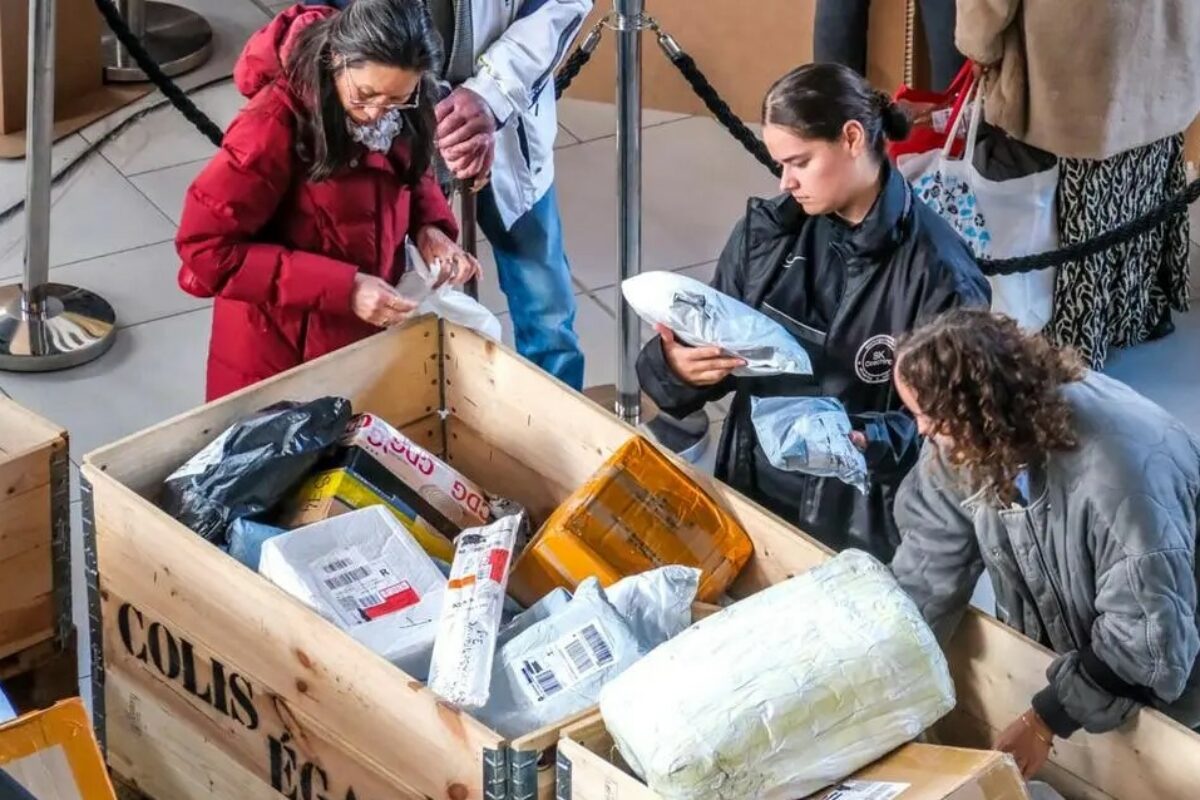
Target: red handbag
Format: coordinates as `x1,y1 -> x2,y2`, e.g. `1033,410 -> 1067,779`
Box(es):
887,61 -> 975,161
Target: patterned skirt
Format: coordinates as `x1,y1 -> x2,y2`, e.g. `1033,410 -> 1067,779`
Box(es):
1048,134 -> 1192,369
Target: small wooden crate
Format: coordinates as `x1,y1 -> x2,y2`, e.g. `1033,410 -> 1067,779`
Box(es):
81,318 -> 1200,800
0,396 -> 71,684
555,714 -> 1031,800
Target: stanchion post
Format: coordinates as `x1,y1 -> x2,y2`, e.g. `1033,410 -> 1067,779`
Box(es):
614,0 -> 644,425
0,0 -> 117,372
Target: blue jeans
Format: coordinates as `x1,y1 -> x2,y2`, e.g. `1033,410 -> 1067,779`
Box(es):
476,184 -> 585,390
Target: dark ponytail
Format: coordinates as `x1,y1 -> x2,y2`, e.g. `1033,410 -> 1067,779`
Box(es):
286,0 -> 442,184
762,63 -> 911,159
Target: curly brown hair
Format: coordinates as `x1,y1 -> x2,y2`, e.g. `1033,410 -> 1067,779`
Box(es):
896,309 -> 1086,504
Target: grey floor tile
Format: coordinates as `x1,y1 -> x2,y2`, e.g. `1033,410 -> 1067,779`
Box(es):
556,98 -> 691,143
0,155 -> 177,279
1104,309 -> 1200,435
70,462 -> 81,505
101,82 -> 245,177
0,135 -> 91,212
78,0 -> 269,145
555,125 -> 580,149
555,116 -> 777,292
0,308 -> 211,462
27,241 -> 210,329
130,159 -> 208,226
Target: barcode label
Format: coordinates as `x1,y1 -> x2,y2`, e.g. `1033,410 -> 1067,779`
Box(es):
824,781 -> 910,800
324,566 -> 370,590
516,620 -> 619,705
323,558 -> 354,574
581,624 -> 614,666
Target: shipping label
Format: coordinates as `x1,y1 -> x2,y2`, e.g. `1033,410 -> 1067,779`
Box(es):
518,621 -> 617,703
824,780 -> 910,800
312,547 -> 421,627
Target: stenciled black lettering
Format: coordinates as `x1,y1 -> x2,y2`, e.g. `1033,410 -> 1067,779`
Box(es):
230,671 -> 259,730
118,603 -> 147,661
270,732 -> 300,800
147,622 -> 182,680
300,763 -> 330,800
211,659 -> 230,717
180,639 -> 213,705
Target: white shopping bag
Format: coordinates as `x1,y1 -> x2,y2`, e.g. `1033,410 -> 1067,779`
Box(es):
903,80 -> 1059,331
902,79 -> 1060,331
399,238 -> 502,340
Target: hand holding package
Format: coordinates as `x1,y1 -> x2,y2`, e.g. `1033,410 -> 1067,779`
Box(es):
622,272 -> 813,376
399,238 -> 501,340
599,550 -> 956,800
751,396 -> 869,494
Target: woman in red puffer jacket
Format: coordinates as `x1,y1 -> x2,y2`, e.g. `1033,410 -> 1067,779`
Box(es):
177,0 -> 479,400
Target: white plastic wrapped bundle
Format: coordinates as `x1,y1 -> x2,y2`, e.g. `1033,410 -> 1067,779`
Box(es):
622,271 -> 813,376
428,513 -> 522,708
599,550 -> 955,800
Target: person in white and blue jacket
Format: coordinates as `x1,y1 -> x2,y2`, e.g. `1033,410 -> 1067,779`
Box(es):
304,0 -> 590,389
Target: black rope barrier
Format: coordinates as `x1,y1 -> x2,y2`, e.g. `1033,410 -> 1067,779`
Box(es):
653,28 -> 1199,278
10,5 -> 1194,282
555,24 -> 604,100
93,0 -> 225,147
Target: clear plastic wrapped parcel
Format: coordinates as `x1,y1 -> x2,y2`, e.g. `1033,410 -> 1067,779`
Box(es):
599,550 -> 956,800
622,271 -> 813,377
751,396 -> 869,494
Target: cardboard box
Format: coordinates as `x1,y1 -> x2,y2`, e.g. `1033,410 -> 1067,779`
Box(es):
0,0 -> 102,135
556,715 -> 1028,800
0,698 -> 117,799
280,461 -> 455,562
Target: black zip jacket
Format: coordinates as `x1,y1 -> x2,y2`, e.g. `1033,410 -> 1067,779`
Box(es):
638,163 -> 991,561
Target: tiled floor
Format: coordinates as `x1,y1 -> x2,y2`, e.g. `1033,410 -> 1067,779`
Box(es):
1,2 -> 1198,713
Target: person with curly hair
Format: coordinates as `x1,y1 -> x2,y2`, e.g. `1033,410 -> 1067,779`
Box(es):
889,309 -> 1200,778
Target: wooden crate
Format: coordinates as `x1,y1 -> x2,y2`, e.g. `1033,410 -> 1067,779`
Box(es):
81,318 -> 1200,800
555,714 -> 1031,800
0,396 -> 70,668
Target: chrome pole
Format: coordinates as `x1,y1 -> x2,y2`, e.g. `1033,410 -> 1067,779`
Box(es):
0,0 -> 117,372
614,0 -> 644,425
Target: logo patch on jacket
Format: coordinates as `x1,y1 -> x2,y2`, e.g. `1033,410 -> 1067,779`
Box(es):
854,335 -> 896,384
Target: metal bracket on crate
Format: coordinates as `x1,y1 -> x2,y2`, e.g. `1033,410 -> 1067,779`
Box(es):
555,750 -> 573,800
80,476 -> 107,756
483,746 -> 510,800
509,748 -> 540,800
49,441 -> 72,651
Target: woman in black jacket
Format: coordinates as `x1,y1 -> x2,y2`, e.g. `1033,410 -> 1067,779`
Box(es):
637,64 -> 990,562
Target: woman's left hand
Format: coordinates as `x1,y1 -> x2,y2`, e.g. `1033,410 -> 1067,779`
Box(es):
995,709 -> 1054,779
416,226 -> 482,288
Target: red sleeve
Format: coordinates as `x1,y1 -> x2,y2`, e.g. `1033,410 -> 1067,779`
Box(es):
408,169 -> 460,241
175,103 -> 358,314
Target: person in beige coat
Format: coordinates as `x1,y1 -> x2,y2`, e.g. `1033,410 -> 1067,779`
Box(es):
957,0 -> 1200,367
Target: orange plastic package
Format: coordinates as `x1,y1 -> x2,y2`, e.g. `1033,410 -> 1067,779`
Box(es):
508,436 -> 753,606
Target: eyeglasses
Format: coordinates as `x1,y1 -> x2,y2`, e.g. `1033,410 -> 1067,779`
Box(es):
339,64 -> 422,111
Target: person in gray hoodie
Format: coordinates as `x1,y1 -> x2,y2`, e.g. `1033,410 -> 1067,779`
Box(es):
889,309 -> 1200,778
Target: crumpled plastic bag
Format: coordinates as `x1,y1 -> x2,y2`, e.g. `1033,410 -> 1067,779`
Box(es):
751,396 -> 868,494
399,238 -> 502,340
161,397 -> 352,545
474,567 -> 700,738
606,565 -> 700,648
622,271 -> 813,376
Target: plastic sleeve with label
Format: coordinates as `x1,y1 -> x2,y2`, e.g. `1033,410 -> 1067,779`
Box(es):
427,513 -> 523,708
